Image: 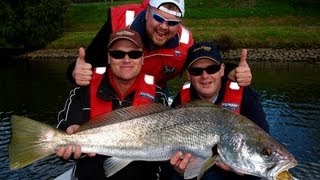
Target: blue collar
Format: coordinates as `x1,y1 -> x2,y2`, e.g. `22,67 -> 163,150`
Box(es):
130,10 -> 180,50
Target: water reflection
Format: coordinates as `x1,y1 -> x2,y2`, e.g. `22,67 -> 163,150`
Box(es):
0,59 -> 319,179
251,62 -> 320,179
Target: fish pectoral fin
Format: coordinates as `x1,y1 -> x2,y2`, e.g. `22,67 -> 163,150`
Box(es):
183,157 -> 205,179
197,155 -> 218,180
103,157 -> 132,177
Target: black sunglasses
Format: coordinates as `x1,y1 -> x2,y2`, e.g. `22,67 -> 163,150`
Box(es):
149,9 -> 181,26
187,64 -> 221,76
109,50 -> 143,59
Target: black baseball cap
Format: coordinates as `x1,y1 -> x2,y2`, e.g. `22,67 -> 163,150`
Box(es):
184,42 -> 222,69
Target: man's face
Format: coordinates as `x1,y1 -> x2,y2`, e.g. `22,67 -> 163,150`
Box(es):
145,7 -> 181,47
187,59 -> 225,101
108,39 -> 143,83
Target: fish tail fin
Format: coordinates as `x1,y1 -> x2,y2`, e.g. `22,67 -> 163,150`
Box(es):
9,115 -> 56,170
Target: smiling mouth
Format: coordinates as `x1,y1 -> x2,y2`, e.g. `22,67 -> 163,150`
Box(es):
155,30 -> 167,39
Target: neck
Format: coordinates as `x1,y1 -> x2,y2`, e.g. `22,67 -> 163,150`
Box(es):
112,78 -> 136,97
199,93 -> 219,104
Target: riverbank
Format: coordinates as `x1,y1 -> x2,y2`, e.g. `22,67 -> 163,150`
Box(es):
21,48 -> 320,63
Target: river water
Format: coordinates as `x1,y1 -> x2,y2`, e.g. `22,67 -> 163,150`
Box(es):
0,58 -> 319,179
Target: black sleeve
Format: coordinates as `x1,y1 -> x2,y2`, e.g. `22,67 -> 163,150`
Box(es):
56,87 -> 90,131
158,161 -> 184,180
155,87 -> 169,106
241,87 -> 269,133
170,93 -> 181,108
66,8 -> 112,84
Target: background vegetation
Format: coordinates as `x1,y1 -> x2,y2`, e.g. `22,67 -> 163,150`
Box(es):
1,0 -> 320,50
48,0 -> 320,49
0,0 -> 70,50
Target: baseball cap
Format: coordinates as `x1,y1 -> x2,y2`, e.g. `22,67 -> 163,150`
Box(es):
184,42 -> 222,69
108,29 -> 143,49
149,0 -> 185,18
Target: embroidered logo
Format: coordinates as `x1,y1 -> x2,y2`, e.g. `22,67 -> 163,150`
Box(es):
221,103 -> 239,111
162,65 -> 176,74
140,92 -> 155,101
175,50 -> 181,56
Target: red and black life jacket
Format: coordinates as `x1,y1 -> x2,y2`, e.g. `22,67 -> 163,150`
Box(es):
89,67 -> 156,119
179,80 -> 244,114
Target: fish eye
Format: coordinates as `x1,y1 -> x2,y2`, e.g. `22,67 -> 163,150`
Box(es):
262,148 -> 272,156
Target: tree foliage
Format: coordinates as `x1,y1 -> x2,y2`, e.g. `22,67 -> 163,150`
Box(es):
0,0 -> 70,50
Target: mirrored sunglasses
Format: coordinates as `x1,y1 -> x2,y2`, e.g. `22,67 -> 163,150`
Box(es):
109,50 -> 143,59
149,9 -> 181,26
187,64 -> 221,76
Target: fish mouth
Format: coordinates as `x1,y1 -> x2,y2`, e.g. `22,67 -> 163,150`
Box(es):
267,160 -> 298,180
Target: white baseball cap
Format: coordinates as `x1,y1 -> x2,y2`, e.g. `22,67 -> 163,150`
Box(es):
149,0 -> 185,18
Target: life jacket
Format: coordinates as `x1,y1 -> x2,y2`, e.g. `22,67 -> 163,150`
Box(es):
109,0 -> 148,32
141,26 -> 193,87
89,67 -> 156,119
179,81 -> 243,114
109,1 -> 194,87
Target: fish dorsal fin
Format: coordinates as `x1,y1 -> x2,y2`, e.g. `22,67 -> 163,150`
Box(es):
184,157 -> 205,179
181,100 -> 219,108
78,103 -> 171,131
103,157 -> 133,177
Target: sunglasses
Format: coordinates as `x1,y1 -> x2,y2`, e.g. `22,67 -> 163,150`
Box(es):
187,64 -> 221,76
149,9 -> 181,26
109,50 -> 143,59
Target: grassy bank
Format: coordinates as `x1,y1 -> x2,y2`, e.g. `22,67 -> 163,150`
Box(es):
47,0 -> 320,49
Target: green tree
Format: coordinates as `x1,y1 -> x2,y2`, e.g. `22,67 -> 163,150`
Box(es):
0,0 -> 70,50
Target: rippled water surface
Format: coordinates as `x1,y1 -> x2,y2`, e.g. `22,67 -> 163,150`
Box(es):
0,59 -> 319,179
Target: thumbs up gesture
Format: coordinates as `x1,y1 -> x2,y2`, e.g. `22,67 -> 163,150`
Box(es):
227,49 -> 252,87
73,47 -> 92,86
236,49 -> 252,86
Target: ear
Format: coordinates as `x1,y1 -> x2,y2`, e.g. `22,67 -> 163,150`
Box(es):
186,72 -> 191,81
145,8 -> 149,21
220,63 -> 225,77
141,57 -> 144,65
108,56 -> 111,64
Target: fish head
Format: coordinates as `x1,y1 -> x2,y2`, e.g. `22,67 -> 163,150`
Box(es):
217,126 -> 297,179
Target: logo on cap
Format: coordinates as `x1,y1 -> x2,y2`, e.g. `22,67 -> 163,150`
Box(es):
193,46 -> 211,53
117,30 -> 134,36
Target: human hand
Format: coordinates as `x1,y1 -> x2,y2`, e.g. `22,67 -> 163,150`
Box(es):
56,125 -> 96,159
170,151 -> 192,175
228,49 -> 252,86
235,49 -> 252,86
73,47 -> 92,86
215,161 -> 244,176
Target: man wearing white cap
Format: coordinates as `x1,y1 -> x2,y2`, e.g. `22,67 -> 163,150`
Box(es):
68,0 -> 252,92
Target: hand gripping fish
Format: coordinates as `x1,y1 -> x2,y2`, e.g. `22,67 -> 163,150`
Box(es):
9,101 -> 297,180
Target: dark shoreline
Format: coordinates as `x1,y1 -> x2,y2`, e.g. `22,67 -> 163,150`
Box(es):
19,48 -> 320,64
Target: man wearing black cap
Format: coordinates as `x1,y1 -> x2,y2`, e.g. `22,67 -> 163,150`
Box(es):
68,0 -> 252,94
56,29 -> 172,180
170,42 -> 269,180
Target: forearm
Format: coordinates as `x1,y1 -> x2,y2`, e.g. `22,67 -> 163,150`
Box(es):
56,87 -> 90,131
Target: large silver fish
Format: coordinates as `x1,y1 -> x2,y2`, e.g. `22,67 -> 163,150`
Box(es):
9,101 -> 297,180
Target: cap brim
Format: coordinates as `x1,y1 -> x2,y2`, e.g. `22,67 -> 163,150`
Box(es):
187,57 -> 220,68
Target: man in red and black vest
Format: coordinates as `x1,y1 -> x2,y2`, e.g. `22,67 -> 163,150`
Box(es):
68,0 -> 252,93
56,29 -> 174,180
170,42 -> 269,180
